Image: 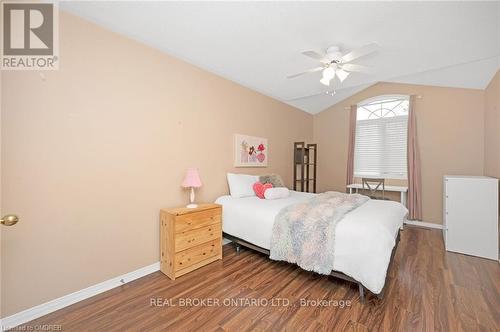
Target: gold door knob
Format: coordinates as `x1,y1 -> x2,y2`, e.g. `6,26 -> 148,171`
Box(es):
1,215 -> 19,226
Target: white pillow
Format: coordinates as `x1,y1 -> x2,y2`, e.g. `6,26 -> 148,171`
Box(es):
264,187 -> 290,200
227,173 -> 259,198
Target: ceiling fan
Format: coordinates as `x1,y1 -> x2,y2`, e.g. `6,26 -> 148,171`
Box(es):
287,43 -> 378,86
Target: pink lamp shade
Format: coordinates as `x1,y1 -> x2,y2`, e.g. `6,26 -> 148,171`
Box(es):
182,168 -> 202,188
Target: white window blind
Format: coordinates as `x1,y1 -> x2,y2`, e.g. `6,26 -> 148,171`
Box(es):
354,96 -> 409,179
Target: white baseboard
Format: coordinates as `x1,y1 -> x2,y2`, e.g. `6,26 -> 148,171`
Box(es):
0,262 -> 160,330
404,219 -> 444,230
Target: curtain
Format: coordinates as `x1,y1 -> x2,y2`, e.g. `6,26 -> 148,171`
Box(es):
346,104 -> 357,187
407,95 -> 423,220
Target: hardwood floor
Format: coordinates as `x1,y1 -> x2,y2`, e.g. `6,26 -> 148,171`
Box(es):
19,227 -> 499,331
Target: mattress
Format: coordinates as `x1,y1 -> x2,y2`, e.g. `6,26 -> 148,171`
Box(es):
215,191 -> 408,293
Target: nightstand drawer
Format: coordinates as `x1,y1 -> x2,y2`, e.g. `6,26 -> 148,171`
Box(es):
175,223 -> 221,252
175,239 -> 221,270
175,208 -> 221,234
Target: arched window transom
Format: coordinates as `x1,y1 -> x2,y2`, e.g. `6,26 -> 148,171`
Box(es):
357,96 -> 409,120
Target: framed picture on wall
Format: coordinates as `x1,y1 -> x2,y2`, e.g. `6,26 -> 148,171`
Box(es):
234,134 -> 268,167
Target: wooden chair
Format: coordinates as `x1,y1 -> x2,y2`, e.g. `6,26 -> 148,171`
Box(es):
361,178 -> 386,200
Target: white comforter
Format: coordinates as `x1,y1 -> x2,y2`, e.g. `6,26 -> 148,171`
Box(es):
215,191 -> 407,294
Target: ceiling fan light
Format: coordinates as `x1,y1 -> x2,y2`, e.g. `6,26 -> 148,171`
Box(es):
322,67 -> 336,80
320,77 -> 331,86
336,69 -> 350,82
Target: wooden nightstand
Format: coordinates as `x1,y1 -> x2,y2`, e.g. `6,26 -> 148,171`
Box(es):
160,204 -> 222,280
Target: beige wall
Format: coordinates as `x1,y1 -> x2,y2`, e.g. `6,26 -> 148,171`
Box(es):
484,70 -> 500,179
313,82 -> 485,224
0,13 -> 313,316
0,65 -> 3,318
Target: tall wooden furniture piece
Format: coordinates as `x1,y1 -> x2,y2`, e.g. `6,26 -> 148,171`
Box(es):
443,176 -> 498,260
160,204 -> 222,280
293,142 -> 317,193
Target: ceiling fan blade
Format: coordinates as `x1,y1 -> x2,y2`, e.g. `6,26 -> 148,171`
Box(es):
287,67 -> 323,79
341,63 -> 373,73
301,50 -> 327,62
341,43 -> 378,63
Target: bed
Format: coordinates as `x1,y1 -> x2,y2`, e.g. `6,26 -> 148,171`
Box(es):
215,191 -> 407,301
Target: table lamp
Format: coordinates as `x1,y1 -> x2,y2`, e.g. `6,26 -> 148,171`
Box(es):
182,168 -> 202,208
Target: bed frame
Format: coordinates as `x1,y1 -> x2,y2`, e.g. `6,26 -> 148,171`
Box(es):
223,229 -> 401,303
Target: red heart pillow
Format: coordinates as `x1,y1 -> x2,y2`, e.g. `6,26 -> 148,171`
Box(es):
253,182 -> 273,199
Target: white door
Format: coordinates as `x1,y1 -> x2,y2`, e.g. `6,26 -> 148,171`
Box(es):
0,70 -> 22,320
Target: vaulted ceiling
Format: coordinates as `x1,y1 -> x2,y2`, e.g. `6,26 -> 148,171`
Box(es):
61,1 -> 499,114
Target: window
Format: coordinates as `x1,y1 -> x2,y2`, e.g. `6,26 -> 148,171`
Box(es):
354,95 -> 409,179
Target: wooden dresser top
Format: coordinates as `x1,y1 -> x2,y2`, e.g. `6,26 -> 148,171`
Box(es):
161,203 -> 221,216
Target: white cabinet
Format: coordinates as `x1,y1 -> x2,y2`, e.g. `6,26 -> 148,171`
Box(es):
443,176 -> 498,260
